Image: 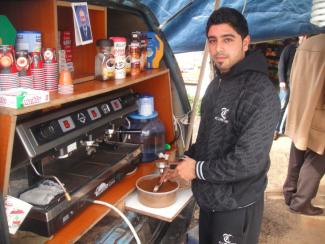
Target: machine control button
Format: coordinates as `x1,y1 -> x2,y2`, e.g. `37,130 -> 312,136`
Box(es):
110,99 -> 122,111
87,107 -> 101,121
91,110 -> 97,117
77,112 -> 87,124
58,116 -> 75,133
63,120 -> 70,128
100,103 -> 110,114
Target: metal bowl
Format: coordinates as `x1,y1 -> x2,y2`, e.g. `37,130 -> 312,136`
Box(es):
136,174 -> 179,208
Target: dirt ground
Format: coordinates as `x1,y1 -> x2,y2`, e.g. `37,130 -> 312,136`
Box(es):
261,136 -> 325,244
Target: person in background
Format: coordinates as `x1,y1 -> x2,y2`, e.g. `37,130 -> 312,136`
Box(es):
273,38 -> 298,140
283,33 -> 325,216
163,7 -> 280,244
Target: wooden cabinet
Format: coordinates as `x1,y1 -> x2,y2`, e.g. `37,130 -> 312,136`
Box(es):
0,1 -> 175,242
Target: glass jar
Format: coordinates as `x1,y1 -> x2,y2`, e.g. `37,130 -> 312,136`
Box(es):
102,52 -> 115,81
95,39 -> 114,80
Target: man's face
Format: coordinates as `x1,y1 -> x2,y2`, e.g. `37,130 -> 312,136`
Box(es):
79,9 -> 87,25
207,23 -> 250,73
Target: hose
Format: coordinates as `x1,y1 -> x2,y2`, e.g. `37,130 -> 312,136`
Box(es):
87,199 -> 141,244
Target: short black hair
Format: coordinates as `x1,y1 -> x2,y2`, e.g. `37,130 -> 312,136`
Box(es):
206,7 -> 249,39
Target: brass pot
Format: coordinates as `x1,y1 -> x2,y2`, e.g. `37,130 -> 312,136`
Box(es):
136,174 -> 179,208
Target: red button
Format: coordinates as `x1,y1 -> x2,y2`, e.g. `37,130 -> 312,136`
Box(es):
63,120 -> 70,128
91,110 -> 97,117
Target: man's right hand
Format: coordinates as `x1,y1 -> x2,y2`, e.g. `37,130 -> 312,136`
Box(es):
159,165 -> 179,183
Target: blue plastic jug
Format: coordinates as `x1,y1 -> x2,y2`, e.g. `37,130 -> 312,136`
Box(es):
127,112 -> 165,162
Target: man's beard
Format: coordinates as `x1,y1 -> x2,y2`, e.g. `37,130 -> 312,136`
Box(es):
213,53 -> 230,73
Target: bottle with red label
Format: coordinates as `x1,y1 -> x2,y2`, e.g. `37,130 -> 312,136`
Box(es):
140,33 -> 148,71
125,40 -> 131,76
130,32 -> 141,77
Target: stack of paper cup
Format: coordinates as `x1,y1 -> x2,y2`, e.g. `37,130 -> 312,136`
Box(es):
0,73 -> 19,91
31,68 -> 45,90
44,62 -> 59,91
58,69 -> 73,94
19,75 -> 33,89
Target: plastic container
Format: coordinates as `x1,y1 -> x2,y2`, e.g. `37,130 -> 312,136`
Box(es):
109,37 -> 126,79
127,112 -> 165,162
138,95 -> 154,116
145,32 -> 164,69
15,31 -> 41,52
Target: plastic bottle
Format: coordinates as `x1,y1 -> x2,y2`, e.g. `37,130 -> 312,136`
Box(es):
130,32 -> 141,76
127,112 -> 166,162
140,32 -> 147,71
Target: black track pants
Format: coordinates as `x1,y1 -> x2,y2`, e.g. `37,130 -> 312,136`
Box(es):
199,194 -> 264,244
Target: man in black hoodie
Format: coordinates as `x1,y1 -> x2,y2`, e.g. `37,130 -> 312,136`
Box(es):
164,7 -> 280,244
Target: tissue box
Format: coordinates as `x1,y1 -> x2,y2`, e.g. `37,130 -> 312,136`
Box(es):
0,88 -> 50,109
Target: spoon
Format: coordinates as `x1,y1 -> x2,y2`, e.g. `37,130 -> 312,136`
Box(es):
153,181 -> 163,192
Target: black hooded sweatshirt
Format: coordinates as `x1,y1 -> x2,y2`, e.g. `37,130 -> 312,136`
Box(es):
186,50 -> 280,211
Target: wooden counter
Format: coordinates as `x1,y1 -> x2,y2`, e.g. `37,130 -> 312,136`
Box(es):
46,162 -> 156,243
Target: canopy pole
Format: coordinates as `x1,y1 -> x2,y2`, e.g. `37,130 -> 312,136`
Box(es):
184,0 -> 220,151
185,42 -> 209,150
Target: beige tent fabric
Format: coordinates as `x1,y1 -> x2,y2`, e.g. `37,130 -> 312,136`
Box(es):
285,34 -> 325,155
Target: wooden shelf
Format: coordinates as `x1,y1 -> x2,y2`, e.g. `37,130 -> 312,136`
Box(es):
0,69 -> 169,116
46,162 -> 156,243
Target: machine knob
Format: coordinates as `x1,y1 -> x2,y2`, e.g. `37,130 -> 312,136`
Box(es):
115,172 -> 124,181
40,123 -> 56,139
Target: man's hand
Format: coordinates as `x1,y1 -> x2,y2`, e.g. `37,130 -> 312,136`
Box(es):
160,155 -> 197,183
175,155 -> 197,181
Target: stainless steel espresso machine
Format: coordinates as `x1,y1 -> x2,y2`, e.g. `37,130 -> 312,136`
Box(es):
8,88 -> 142,237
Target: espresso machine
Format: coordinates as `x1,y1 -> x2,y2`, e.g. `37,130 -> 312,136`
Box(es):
8,88 -> 143,237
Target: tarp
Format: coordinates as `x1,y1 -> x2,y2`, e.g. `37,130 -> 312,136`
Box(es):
139,0 -> 325,53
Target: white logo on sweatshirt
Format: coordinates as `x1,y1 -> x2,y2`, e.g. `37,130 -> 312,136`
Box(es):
215,107 -> 229,124
218,233 -> 236,244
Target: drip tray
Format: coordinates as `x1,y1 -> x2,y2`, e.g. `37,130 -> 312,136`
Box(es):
98,142 -> 140,154
66,161 -> 109,178
55,172 -> 90,194
87,150 -> 125,164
